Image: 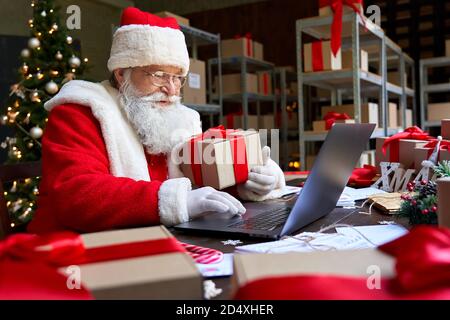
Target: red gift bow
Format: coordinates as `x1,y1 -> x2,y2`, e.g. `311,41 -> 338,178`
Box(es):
348,164 -> 377,187
381,126 -> 431,162
319,0 -> 364,57
234,32 -> 253,57
189,126 -> 249,186
262,72 -> 269,95
312,40 -> 324,71
323,111 -> 350,130
423,139 -> 450,161
226,110 -> 243,129
234,226 -> 450,299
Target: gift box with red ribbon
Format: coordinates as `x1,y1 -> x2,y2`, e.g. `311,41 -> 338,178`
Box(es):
312,111 -> 355,132
304,40 -> 342,72
221,33 -> 263,60
414,139 -> 450,172
375,126 -> 431,172
233,226 -> 450,300
0,226 -> 203,299
179,126 -> 263,190
441,119 -> 450,140
257,71 -> 272,95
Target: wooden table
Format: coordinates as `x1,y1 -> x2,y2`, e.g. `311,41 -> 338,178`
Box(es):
170,180 -> 409,299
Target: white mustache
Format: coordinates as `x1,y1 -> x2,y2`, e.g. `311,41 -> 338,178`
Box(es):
140,92 -> 181,104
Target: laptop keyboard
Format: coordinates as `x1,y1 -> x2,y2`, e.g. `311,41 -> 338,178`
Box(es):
227,207 -> 291,231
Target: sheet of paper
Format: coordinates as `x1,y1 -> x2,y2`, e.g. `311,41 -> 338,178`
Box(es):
196,253 -> 233,278
341,187 -> 387,201
336,224 -> 408,246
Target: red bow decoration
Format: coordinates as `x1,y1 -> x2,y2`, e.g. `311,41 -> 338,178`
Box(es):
319,0 -> 365,57
348,165 -> 377,187
323,111 -> 350,130
423,139 -> 450,160
234,226 -> 450,299
234,32 -> 253,56
381,126 -> 431,162
226,110 -> 243,129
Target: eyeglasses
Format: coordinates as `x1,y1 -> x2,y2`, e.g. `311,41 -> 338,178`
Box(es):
141,70 -> 187,88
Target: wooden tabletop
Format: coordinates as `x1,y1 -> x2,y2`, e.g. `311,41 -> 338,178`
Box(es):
169,179 -> 410,299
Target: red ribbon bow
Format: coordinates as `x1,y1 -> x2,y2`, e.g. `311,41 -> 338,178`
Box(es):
319,0 -> 364,57
348,164 -> 377,187
323,111 -> 350,130
423,139 -> 450,161
234,32 -> 253,56
381,126 -> 431,162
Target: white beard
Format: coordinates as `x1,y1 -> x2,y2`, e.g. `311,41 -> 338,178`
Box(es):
118,74 -> 200,155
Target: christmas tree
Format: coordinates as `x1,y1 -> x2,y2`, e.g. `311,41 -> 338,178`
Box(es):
0,0 -> 88,230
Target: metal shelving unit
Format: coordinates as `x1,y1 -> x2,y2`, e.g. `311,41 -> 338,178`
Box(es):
209,56 -> 276,130
296,12 -> 414,170
419,57 -> 450,129
180,25 -> 222,126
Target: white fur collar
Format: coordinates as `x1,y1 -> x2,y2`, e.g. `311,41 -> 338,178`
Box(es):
44,80 -> 201,182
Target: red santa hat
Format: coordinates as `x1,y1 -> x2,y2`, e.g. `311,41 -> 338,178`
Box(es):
107,7 -> 190,76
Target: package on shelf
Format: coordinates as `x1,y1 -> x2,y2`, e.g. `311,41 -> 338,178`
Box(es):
376,137 -> 428,171
359,150 -> 376,167
182,59 -> 206,105
226,114 -> 259,130
428,102 -> 450,122
321,103 -> 379,127
221,37 -> 263,60
446,39 -> 450,57
414,141 -> 450,172
304,40 -> 342,72
441,119 -> 450,140
257,71 -> 273,95
318,0 -> 364,17
232,248 -> 395,299
73,226 -> 202,299
260,115 -> 275,130
312,119 -> 355,132
215,73 -> 259,95
387,71 -> 408,87
154,11 -> 190,26
179,129 -> 263,190
341,49 -> 369,72
388,103 -> 398,129
397,109 -> 413,128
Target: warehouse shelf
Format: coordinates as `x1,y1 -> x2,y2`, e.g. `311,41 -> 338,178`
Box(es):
302,127 -> 402,142
419,56 -> 450,130
184,103 -> 221,114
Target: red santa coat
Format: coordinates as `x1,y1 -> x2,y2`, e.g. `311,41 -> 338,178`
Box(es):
28,80 -> 202,234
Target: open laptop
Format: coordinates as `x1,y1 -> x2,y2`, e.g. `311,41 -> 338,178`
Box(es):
174,123 -> 376,239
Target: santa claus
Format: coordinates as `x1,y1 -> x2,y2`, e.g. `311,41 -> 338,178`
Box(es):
28,7 -> 285,233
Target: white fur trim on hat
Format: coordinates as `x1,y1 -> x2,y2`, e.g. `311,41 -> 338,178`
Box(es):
158,177 -> 191,226
108,24 -> 190,76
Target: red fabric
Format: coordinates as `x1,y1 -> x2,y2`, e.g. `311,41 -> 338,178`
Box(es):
226,111 -> 243,129
312,40 -> 324,71
423,139 -> 450,161
319,0 -> 364,57
28,104 -> 165,234
262,73 -> 269,95
120,7 -> 180,30
323,111 -> 350,130
381,126 -> 431,162
234,226 -> 450,300
348,165 -> 377,187
0,231 -> 186,299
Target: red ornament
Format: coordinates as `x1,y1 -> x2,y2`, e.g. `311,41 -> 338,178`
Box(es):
421,179 -> 427,185
412,200 -> 417,205
431,206 -> 438,212
421,209 -> 429,215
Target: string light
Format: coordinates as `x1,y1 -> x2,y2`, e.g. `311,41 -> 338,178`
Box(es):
84,58 -> 89,63
71,68 -> 76,73
10,223 -> 15,228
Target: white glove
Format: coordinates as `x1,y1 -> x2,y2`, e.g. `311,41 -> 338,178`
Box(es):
237,146 -> 286,201
187,186 -> 246,219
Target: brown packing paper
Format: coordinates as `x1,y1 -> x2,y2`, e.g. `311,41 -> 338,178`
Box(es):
232,248 -> 394,297
437,177 -> 450,229
154,11 -> 190,26
304,41 -> 342,72
61,226 -> 202,299
182,59 -> 206,105
367,193 -> 403,214
321,103 -> 379,127
414,146 -> 450,172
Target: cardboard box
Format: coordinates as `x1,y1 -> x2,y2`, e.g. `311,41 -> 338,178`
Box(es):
376,137 -> 427,171
260,115 -> 275,130
414,145 -> 450,172
218,73 -> 258,95
221,38 -> 263,59
375,137 -> 390,169
71,226 -> 202,299
428,103 -> 450,121
182,59 -> 206,105
342,49 -> 369,72
359,149 -> 376,167
319,2 -> 364,17
304,40 -> 342,72
232,248 -> 394,297
321,103 -> 379,127
226,115 -> 259,129
388,71 -> 407,87
257,72 -> 272,95
388,103 -> 398,129
441,119 -> 450,140
313,119 -> 355,132
398,109 -> 413,128
197,131 -> 263,189
154,11 -> 189,26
